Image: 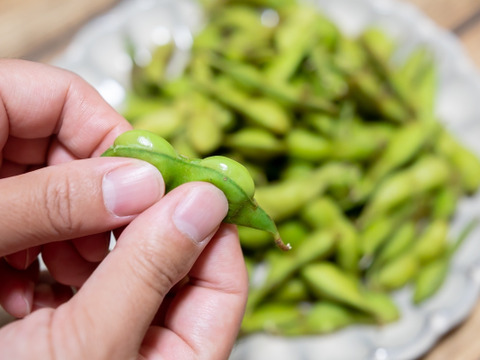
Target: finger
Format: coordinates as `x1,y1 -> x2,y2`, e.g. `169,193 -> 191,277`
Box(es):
53,182 -> 228,359
0,159 -> 27,178
0,59 -> 130,160
4,246 -> 41,270
42,241 -> 98,288
0,157 -> 164,256
3,136 -> 50,165
32,282 -> 74,310
72,233 -> 111,263
140,224 -> 248,360
0,258 -> 40,318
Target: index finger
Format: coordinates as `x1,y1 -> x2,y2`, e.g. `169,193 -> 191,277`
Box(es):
0,59 -> 130,159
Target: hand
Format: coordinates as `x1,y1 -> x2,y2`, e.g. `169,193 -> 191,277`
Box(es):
0,59 -> 248,359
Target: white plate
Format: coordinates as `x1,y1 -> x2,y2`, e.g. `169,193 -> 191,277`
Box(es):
53,1 -> 480,359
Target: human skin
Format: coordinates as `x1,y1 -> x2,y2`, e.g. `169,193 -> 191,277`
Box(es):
0,59 -> 248,359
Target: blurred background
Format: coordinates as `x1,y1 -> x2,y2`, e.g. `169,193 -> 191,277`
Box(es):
1,0 -> 480,359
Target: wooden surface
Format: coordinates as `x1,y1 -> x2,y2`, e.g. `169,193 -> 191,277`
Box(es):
1,0 -> 480,359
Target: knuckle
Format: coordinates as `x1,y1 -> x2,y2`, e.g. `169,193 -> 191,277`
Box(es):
125,239 -> 185,298
42,173 -> 79,236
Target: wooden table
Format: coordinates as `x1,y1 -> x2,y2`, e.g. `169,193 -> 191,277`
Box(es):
1,0 -> 480,359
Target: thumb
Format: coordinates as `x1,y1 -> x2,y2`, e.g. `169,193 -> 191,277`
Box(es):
0,157 -> 164,257
53,182 -> 229,359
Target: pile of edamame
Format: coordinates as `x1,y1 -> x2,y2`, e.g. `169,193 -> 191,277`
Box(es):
117,0 -> 480,337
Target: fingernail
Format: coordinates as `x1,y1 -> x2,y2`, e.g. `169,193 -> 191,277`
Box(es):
6,282 -> 33,318
103,162 -> 164,217
173,184 -> 228,244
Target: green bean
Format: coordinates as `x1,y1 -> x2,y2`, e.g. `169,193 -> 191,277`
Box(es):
102,129 -> 290,250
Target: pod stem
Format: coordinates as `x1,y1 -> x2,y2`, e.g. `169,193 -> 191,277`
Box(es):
275,236 -> 292,251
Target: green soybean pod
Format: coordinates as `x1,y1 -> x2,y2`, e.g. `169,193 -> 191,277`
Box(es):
411,219 -> 448,264
210,54 -> 337,113
301,262 -> 373,315
362,290 -> 400,324
414,218 -> 480,303
361,155 -> 450,222
246,229 -> 337,311
225,127 -> 285,159
432,186 -> 460,220
300,197 -> 359,273
277,220 -> 310,249
412,256 -> 449,304
374,221 -> 416,266
359,215 -> 397,258
132,105 -> 184,140
368,252 -> 419,291
199,76 -> 291,134
300,196 -> 343,229
255,163 -> 360,221
435,130 -> 480,194
238,225 -> 272,250
271,278 -> 310,303
286,128 -> 332,162
185,95 -> 223,155
240,302 -> 303,336
367,120 -> 438,182
102,129 -> 290,250
300,301 -> 357,335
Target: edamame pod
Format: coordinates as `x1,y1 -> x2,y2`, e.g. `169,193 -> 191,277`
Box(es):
247,229 -> 337,311
411,219 -> 448,264
102,129 -> 290,250
240,302 -> 303,335
435,130 -> 480,194
412,257 -> 449,304
301,262 -> 375,316
255,163 -> 360,221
